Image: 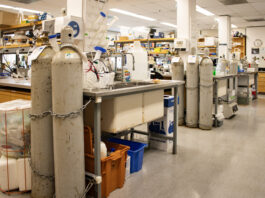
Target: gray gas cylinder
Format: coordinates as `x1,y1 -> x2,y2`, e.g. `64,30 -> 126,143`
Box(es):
52,26 -> 85,198
171,52 -> 185,126
199,48 -> 213,130
230,55 -> 238,75
31,35 -> 55,198
219,55 -> 229,73
251,57 -> 258,72
186,47 -> 199,128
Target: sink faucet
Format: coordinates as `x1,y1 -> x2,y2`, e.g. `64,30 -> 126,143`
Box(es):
112,52 -> 135,82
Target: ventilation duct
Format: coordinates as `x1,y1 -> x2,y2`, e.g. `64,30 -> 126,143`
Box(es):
246,18 -> 265,22
218,0 -> 248,5
7,0 -> 40,4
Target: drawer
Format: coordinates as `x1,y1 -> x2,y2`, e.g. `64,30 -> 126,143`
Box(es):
258,88 -> 265,93
10,90 -> 31,100
0,90 -> 11,103
258,73 -> 265,78
258,78 -> 265,82
258,81 -> 265,86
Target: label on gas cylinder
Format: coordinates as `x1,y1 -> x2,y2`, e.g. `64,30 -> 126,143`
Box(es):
188,55 -> 197,63
29,46 -> 46,61
64,50 -> 75,59
65,53 -> 74,59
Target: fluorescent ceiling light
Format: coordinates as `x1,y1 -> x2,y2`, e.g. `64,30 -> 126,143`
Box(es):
232,24 -> 238,28
119,25 -> 131,29
109,8 -> 156,21
161,22 -> 177,28
196,5 -> 214,16
0,4 -> 41,14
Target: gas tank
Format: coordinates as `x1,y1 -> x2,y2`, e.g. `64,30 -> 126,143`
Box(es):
186,48 -> 199,128
230,58 -> 238,75
31,45 -> 55,198
199,52 -> 213,130
171,54 -> 185,125
219,56 -> 228,73
52,26 -> 85,198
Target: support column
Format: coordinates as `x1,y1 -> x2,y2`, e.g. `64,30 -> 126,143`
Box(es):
218,15 -> 231,59
67,0 -> 83,17
176,0 -> 197,65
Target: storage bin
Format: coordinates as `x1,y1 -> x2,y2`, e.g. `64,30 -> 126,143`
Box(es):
0,100 -> 31,149
84,127 -> 129,198
108,138 -> 147,174
0,100 -> 31,195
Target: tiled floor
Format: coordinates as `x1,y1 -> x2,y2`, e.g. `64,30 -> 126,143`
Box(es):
1,95 -> 265,198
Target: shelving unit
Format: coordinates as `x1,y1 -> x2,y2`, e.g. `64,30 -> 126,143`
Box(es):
232,37 -> 246,59
0,21 -> 42,33
114,38 -> 174,54
197,38 -> 218,58
0,21 -> 43,68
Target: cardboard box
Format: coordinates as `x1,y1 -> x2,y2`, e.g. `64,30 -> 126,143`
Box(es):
149,95 -> 174,152
0,11 -> 20,28
150,137 -> 173,153
148,95 -> 174,135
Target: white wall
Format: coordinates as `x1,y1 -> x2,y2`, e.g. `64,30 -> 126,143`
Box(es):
232,28 -> 246,35
200,29 -> 218,37
246,26 -> 265,62
200,28 -> 246,38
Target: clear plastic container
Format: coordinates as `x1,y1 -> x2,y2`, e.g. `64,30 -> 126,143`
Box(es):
0,100 -> 31,195
0,100 -> 31,153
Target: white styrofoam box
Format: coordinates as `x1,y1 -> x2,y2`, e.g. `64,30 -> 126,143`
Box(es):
17,158 -> 31,191
150,137 -> 173,153
55,16 -> 83,40
204,37 -> 216,46
149,95 -> 174,136
0,156 -> 18,191
217,79 -> 227,97
85,94 -> 143,133
143,90 -> 164,123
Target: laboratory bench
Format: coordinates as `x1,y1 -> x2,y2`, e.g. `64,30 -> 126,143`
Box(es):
0,77 -> 184,198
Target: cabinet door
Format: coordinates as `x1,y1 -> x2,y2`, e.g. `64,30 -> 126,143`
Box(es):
10,90 -> 31,101
0,89 -> 11,103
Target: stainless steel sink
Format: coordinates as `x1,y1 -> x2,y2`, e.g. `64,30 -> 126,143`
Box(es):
110,81 -> 154,90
